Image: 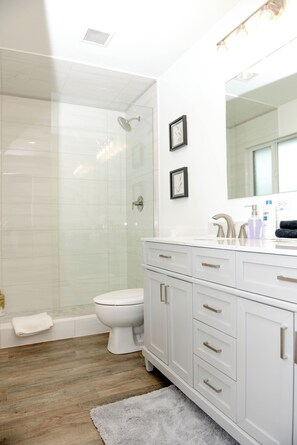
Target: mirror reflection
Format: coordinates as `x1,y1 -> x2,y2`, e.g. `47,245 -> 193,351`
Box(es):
226,37 -> 297,199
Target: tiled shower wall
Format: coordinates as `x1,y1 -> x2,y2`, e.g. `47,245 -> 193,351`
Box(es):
0,94 -> 130,314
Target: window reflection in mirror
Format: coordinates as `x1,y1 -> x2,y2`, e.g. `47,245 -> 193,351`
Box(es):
226,37 -> 297,199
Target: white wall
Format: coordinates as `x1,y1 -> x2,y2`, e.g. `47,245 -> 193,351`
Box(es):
157,0 -> 297,237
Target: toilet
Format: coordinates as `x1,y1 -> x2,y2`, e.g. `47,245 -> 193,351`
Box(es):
94,288 -> 144,354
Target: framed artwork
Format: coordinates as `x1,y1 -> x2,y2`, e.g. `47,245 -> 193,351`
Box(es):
169,115 -> 187,151
170,167 -> 188,199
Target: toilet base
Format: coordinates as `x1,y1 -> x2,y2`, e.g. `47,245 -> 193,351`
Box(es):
107,326 -> 143,354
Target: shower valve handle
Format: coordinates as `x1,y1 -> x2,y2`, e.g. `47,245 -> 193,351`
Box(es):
132,196 -> 144,212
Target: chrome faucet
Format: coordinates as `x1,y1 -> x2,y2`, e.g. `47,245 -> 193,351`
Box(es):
212,213 -> 236,238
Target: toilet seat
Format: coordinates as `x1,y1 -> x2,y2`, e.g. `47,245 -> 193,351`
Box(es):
94,288 -> 143,306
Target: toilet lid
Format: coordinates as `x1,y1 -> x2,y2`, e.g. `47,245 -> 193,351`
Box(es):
93,288 -> 143,306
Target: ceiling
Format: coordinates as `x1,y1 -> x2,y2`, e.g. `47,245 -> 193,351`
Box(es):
0,0 -> 240,110
0,0 -> 239,78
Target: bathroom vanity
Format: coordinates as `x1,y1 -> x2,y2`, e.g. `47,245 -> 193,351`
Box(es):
142,238 -> 297,445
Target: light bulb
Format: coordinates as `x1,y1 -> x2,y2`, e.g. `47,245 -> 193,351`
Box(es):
217,40 -> 227,53
236,23 -> 248,37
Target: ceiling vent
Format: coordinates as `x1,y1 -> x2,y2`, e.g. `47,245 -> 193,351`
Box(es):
83,28 -> 114,47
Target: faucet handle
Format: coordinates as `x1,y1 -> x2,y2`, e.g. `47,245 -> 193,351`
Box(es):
213,223 -> 225,238
238,223 -> 248,239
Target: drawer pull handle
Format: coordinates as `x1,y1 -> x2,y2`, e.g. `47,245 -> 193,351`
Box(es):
164,285 -> 169,304
159,254 -> 172,259
203,303 -> 222,314
201,262 -> 220,269
280,326 -> 288,360
160,284 -> 165,303
203,341 -> 222,354
203,378 -> 222,394
277,275 -> 297,284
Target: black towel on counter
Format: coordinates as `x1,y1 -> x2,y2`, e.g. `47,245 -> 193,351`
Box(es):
275,228 -> 297,238
280,220 -> 297,229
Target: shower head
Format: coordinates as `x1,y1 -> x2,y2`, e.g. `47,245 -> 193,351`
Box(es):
117,116 -> 140,132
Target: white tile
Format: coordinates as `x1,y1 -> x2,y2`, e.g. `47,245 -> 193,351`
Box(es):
2,122 -> 53,153
2,203 -> 58,230
59,254 -> 109,282
59,229 -> 109,255
58,178 -> 107,206
2,230 -> 59,258
58,152 -> 107,181
2,256 -> 59,285
58,204 -> 107,230
59,278 -> 109,306
2,176 -> 58,204
52,102 -> 108,131
3,282 -> 60,312
2,150 -> 58,178
52,126 -> 108,156
2,95 -> 51,126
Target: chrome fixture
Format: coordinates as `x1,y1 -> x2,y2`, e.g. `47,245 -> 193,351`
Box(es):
117,116 -> 140,132
132,196 -> 144,212
212,213 -> 236,238
217,0 -> 285,52
213,223 -> 225,238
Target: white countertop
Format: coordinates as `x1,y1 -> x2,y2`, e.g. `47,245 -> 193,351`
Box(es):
142,237 -> 297,256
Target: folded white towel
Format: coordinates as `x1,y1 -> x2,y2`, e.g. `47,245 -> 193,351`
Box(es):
12,312 -> 54,337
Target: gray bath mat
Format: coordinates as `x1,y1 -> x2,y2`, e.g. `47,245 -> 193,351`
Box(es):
90,385 -> 238,445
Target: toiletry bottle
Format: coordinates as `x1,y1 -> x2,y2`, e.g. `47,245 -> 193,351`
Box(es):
263,199 -> 276,239
247,204 -> 262,239
0,291 -> 5,316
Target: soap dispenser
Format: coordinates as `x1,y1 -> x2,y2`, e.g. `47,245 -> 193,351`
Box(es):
246,204 -> 262,239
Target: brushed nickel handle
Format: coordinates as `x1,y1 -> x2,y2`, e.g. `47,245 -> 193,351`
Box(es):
159,254 -> 172,259
277,275 -> 297,284
203,378 -> 222,393
203,341 -> 222,354
203,303 -> 222,314
201,262 -> 220,269
164,285 -> 169,304
280,326 -> 288,360
160,284 -> 165,303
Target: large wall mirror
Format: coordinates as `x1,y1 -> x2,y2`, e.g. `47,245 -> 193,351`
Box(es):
226,37 -> 297,199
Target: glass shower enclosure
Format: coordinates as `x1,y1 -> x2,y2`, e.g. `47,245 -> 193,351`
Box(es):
0,49 -> 155,322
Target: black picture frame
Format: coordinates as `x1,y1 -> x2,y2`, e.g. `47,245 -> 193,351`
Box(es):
169,115 -> 188,151
170,167 -> 189,199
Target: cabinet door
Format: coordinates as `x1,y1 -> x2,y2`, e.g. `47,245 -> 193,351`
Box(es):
144,270 -> 168,364
237,298 -> 294,445
167,277 -> 193,385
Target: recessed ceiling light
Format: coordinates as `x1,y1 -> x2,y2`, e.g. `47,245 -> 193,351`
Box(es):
83,28 -> 114,47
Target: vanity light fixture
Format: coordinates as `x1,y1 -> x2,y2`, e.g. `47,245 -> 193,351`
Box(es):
217,0 -> 285,52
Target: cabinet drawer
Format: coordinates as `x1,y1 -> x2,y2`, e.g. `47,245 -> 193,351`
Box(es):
194,356 -> 236,422
193,284 -> 236,337
192,247 -> 236,287
237,251 -> 297,303
144,242 -> 192,275
193,320 -> 236,380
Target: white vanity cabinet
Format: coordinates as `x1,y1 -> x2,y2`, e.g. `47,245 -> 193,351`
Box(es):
144,243 -> 193,385
237,298 -> 294,445
143,239 -> 297,445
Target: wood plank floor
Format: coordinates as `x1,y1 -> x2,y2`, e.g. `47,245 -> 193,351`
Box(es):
0,333 -> 170,445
